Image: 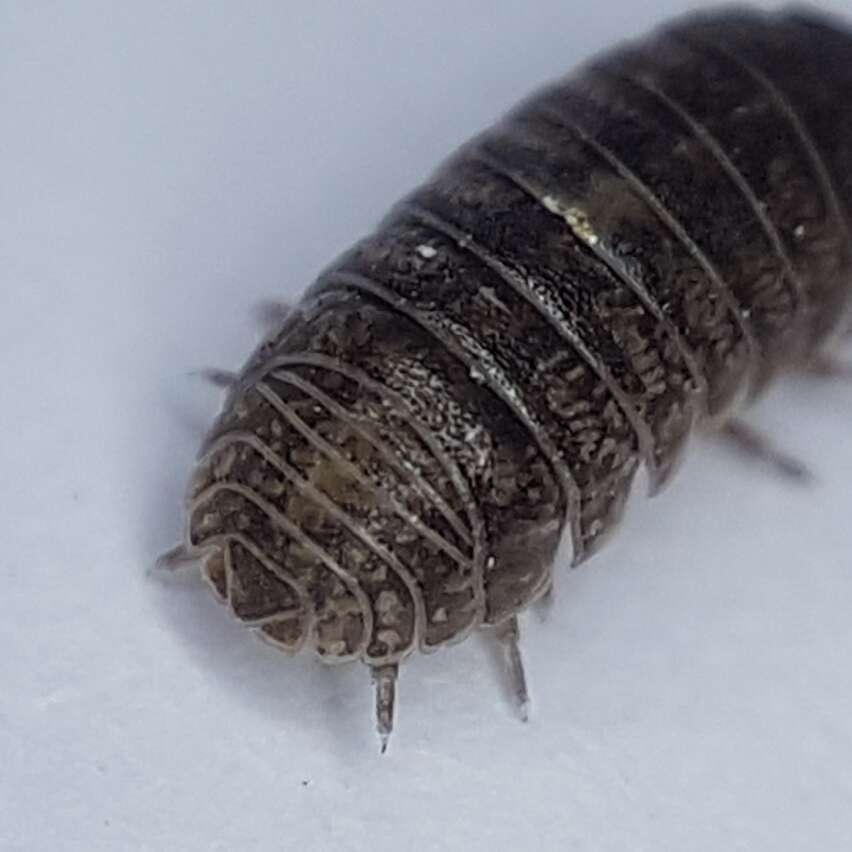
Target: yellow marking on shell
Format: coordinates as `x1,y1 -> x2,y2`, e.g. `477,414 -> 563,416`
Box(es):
541,195 -> 600,246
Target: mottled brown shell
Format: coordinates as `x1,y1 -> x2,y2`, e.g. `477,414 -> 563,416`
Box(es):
182,7 -> 852,686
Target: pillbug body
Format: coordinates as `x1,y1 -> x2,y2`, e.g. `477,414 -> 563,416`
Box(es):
173,7 -> 852,748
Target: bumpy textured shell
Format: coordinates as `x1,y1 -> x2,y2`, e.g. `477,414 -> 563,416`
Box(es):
185,7 -> 852,666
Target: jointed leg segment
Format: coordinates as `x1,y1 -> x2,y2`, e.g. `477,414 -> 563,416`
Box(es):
717,419 -> 813,483
372,663 -> 398,754
494,616 -> 530,723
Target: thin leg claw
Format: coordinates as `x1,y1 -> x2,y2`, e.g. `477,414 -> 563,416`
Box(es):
495,617 -> 530,722
802,354 -> 852,380
717,420 -> 813,484
196,368 -> 239,389
153,543 -> 198,574
372,664 -> 398,754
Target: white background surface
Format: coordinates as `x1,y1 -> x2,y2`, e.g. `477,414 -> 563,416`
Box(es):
3,2 -> 852,850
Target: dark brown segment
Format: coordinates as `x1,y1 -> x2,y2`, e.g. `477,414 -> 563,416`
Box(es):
403,155 -> 692,492
400,156 -> 694,486
267,361 -> 477,549
191,411 -> 388,660
190,465 -> 414,662
226,539 -> 302,623
313,598 -> 369,660
201,549 -> 228,601
280,290 -> 566,618
270,369 -> 473,550
259,374 -> 472,561
190,489 -> 333,621
201,339 -> 485,639
478,111 -> 750,416
253,378 -> 479,648
298,277 -> 584,564
309,277 -> 584,538
321,213 -> 641,558
271,361 -> 491,631
539,67 -> 803,385
287,293 -> 542,495
669,8 -> 852,346
212,423 -> 425,658
608,33 -> 820,353
259,617 -> 306,652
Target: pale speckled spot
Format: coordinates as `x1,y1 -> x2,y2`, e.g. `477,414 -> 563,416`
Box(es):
376,628 -> 402,650
432,606 -> 448,623
464,424 -> 483,444
541,195 -> 600,246
416,244 -> 437,259
326,640 -> 347,656
376,589 -> 401,625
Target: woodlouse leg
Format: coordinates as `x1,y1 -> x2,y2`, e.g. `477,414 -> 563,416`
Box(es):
197,368 -> 239,389
716,420 -> 813,483
801,354 -> 852,380
253,299 -> 292,333
153,543 -> 198,573
495,616 -> 530,722
371,663 -> 398,754
534,581 -> 555,623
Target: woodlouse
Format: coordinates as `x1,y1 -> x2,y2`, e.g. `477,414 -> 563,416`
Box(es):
162,6 -> 852,750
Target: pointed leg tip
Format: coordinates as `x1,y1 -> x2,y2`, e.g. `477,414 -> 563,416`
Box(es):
152,550 -> 177,573
372,663 -> 398,756
194,367 -> 238,389
494,616 -> 533,724
778,459 -> 816,485
151,544 -> 197,576
719,420 -> 815,487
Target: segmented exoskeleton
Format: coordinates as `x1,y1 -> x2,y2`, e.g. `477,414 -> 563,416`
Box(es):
171,6 -> 852,749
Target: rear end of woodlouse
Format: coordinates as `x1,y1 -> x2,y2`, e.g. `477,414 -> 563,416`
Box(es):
165,5 -> 852,750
